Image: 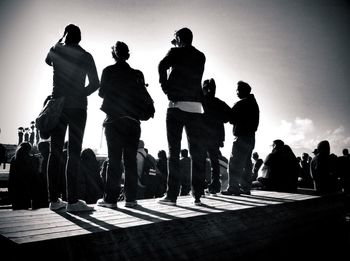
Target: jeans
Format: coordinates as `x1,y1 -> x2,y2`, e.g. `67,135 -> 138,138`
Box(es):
47,108 -> 86,204
166,108 -> 206,200
206,142 -> 221,185
104,117 -> 141,203
228,136 -> 255,192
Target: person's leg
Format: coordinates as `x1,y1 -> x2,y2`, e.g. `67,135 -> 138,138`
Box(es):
47,114 -> 67,203
66,109 -> 86,204
165,108 -> 184,200
225,136 -> 255,194
208,144 -> 221,192
103,121 -> 123,204
123,119 -> 141,203
186,113 -> 206,200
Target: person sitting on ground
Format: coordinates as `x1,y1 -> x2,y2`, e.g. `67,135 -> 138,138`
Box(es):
252,139 -> 299,192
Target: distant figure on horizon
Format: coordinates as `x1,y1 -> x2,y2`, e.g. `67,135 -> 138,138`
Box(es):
202,78 -> 231,194
222,81 -> 259,196
45,24 -> 99,212
157,27 -> 206,206
97,41 -> 150,208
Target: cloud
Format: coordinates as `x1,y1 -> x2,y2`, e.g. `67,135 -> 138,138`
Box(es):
277,117 -> 314,147
275,118 -> 350,155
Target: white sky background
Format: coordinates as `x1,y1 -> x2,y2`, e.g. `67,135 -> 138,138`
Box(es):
0,0 -> 350,160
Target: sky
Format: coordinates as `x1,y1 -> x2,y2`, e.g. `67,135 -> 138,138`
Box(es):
0,0 -> 350,160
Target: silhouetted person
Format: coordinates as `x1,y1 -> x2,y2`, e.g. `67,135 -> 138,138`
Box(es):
0,143 -> 6,169
97,41 -> 147,208
179,149 -> 191,196
298,152 -> 314,189
158,27 -> 206,206
155,150 -> 168,197
202,78 -> 231,194
339,148 -> 350,194
310,140 -> 339,194
18,127 -> 24,145
252,140 -> 299,192
222,81 -> 259,196
8,142 -> 37,209
78,148 -> 103,204
30,121 -> 35,145
45,24 -> 98,212
252,152 -> 263,182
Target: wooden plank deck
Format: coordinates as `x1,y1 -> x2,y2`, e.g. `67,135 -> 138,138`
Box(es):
0,190 -> 347,261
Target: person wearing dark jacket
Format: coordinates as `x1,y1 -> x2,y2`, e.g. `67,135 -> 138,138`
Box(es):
97,41 -> 145,208
202,78 -> 231,194
222,81 -> 260,196
45,24 -> 99,212
157,27 -> 206,206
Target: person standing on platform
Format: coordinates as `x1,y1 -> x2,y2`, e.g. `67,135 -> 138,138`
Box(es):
97,41 -> 147,208
202,78 -> 231,194
222,81 -> 260,196
45,24 -> 99,212
157,27 -> 206,206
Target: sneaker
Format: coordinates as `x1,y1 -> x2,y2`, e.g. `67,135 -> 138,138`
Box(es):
49,198 -> 67,211
193,198 -> 202,206
221,189 -> 240,196
66,200 -> 95,212
157,196 -> 176,206
125,201 -> 138,208
96,198 -> 117,208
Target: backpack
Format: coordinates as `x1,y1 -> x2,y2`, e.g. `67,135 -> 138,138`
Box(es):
134,70 -> 155,121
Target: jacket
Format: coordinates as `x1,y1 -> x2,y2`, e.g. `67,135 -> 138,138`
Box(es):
158,46 -> 205,102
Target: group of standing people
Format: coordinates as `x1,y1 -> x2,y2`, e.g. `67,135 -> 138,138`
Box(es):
41,23 -> 260,212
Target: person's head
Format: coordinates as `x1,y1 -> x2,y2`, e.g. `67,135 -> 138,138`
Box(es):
81,148 -> 97,162
63,24 -> 81,44
112,41 -> 130,61
171,27 -> 193,47
317,140 -> 330,156
181,149 -> 189,157
158,150 -> 167,159
252,152 -> 259,160
343,148 -> 349,156
15,142 -> 32,160
203,78 -> 216,98
236,81 -> 251,99
138,139 -> 145,149
301,153 -> 309,161
272,139 -> 284,151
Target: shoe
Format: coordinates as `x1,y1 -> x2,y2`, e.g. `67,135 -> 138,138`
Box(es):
193,198 -> 202,206
49,198 -> 67,211
208,181 -> 221,194
221,189 -> 240,196
66,200 -> 95,212
157,196 -> 176,206
125,201 -> 138,208
96,198 -> 117,208
240,189 -> 251,195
